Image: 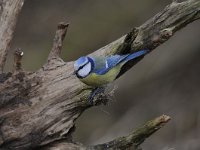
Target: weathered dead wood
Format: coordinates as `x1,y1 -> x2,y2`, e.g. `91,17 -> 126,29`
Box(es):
0,0 -> 200,150
0,0 -> 25,73
13,48 -> 23,72
48,23 -> 69,61
39,115 -> 171,150
90,115 -> 170,150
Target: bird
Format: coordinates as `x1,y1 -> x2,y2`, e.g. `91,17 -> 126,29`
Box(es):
74,49 -> 149,102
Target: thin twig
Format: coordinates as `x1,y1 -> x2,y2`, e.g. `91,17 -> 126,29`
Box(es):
13,48 -> 23,72
48,22 -> 69,61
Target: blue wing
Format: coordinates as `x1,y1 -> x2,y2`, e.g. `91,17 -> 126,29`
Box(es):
94,49 -> 148,75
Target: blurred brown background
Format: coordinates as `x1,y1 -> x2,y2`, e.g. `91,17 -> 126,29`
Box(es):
5,0 -> 200,149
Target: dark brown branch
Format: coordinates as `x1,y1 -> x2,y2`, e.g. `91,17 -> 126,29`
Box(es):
89,0 -> 200,79
0,0 -> 199,150
48,22 -> 69,61
91,0 -> 200,56
131,0 -> 200,51
13,48 -> 23,72
0,0 -> 25,73
90,115 -> 171,150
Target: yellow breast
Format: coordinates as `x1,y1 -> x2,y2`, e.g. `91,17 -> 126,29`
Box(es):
80,65 -> 121,87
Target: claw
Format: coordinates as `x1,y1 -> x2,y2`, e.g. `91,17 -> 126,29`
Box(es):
89,87 -> 104,104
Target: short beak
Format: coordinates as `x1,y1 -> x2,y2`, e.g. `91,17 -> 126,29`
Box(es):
72,71 -> 76,75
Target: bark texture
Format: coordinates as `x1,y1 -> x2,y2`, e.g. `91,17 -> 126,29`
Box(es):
0,0 -> 25,73
0,0 -> 200,150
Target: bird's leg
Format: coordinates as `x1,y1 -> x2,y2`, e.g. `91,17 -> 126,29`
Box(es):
89,87 -> 105,104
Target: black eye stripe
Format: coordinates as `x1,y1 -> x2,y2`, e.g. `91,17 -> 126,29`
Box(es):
78,61 -> 90,71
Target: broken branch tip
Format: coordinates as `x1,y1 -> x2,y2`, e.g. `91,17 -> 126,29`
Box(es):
58,22 -> 70,29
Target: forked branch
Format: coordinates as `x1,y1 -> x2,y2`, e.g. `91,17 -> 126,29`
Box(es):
0,0 -> 199,150
91,0 -> 200,57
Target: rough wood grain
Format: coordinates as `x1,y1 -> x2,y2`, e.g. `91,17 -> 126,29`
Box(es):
0,0 -> 200,149
48,23 -> 69,61
0,0 -> 25,73
13,48 -> 23,72
90,115 -> 170,150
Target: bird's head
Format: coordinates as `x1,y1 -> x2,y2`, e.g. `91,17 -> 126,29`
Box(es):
74,56 -> 94,78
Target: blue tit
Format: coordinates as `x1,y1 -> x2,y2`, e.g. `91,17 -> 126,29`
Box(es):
74,49 -> 148,87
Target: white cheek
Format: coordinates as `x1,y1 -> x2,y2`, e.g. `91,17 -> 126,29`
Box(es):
78,63 -> 92,77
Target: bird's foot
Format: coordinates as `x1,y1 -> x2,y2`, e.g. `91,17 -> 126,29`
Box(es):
89,87 -> 105,105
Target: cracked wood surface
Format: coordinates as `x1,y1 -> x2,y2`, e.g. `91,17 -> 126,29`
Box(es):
0,0 -> 200,149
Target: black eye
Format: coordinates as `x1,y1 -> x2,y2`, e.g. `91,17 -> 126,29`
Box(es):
78,62 -> 89,71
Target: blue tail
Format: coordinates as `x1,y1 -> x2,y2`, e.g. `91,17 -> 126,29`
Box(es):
114,49 -> 148,79
94,49 -> 148,75
123,49 -> 149,63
